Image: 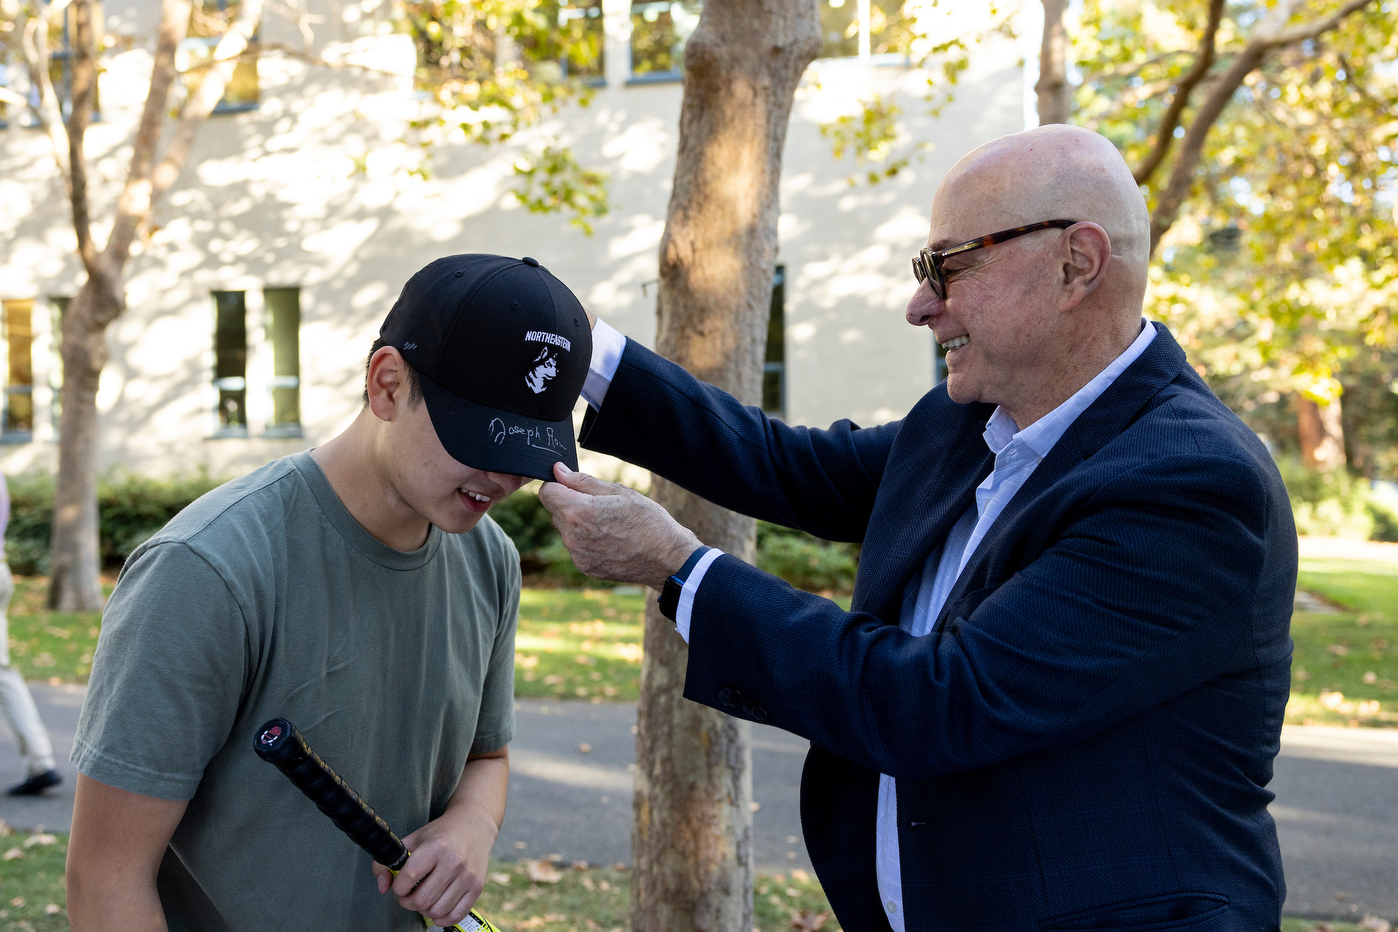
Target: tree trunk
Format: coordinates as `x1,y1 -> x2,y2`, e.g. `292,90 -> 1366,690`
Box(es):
631,1 -> 818,930
1035,0 -> 1071,124
1297,395 -> 1346,473
44,0 -> 258,608
48,280 -> 117,609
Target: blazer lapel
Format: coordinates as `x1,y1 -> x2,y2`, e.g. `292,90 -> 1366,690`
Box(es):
851,389 -> 995,621
938,324 -> 1191,609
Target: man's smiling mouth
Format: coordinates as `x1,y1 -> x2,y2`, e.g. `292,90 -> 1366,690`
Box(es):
940,336 -> 969,350
462,489 -> 492,503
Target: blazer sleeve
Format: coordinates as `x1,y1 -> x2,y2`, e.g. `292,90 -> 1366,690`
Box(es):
682,450 -> 1280,779
580,339 -> 900,543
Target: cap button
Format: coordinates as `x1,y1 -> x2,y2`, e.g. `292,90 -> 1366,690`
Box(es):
521,256 -> 539,267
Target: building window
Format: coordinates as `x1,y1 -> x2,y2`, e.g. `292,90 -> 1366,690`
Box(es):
628,0 -> 701,82
212,291 -> 248,435
264,286 -> 301,437
0,62 -> 12,129
560,0 -> 605,84
763,265 -> 786,418
1,300 -> 34,440
178,0 -> 259,114
818,0 -> 904,60
47,2 -> 105,123
49,296 -> 70,432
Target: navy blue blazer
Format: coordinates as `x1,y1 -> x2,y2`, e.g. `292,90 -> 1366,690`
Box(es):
580,325 -> 1296,932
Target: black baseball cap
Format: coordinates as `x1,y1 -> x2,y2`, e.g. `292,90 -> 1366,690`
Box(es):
379,254 -> 592,482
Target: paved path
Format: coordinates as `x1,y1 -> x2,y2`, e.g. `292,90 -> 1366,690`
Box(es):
4,686 -> 1395,921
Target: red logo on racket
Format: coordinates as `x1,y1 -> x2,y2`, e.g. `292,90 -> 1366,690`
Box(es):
259,725 -> 282,746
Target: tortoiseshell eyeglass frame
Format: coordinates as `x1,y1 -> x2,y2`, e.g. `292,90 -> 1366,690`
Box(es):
911,219 -> 1083,299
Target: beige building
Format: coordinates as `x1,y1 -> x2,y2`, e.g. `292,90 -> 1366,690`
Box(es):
0,0 -> 1033,482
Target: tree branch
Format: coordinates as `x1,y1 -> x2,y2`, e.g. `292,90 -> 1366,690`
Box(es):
67,0 -> 100,273
100,0 -> 194,273
1131,0 -> 1225,187
1261,0 -> 1374,48
142,0 -> 266,216
22,2 -> 75,205
1147,0 -> 1378,256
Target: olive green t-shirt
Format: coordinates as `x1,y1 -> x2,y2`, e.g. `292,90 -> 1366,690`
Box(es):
73,452 -> 519,931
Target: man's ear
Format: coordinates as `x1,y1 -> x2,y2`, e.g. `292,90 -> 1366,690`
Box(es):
1058,222 -> 1112,308
366,346 -> 407,421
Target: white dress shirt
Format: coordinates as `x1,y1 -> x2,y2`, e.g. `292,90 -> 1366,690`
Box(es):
583,318 -> 1158,928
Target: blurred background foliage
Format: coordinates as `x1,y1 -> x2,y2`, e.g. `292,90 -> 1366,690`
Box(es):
1072,0 -> 1397,493
393,0 -> 609,230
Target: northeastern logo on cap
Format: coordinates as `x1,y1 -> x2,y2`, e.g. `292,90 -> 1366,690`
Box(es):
524,331 -> 571,352
523,331 -> 571,395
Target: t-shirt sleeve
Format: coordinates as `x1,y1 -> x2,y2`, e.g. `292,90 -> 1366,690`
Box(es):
72,542 -> 249,800
470,541 -> 519,754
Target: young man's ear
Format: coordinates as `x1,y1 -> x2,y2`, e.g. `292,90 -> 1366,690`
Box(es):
1058,222 -> 1112,307
366,346 -> 408,421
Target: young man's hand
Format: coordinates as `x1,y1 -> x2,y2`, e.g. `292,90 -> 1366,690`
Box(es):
371,746 -> 508,927
371,806 -> 496,925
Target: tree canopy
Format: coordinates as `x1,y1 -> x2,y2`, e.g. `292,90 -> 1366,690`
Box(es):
1072,0 -> 1397,474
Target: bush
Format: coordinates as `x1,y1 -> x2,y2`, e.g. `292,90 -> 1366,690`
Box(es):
757,521 -> 860,594
492,493 -> 863,592
488,490 -> 595,584
5,471 -> 227,574
1274,456 -> 1398,541
1370,482 -> 1398,543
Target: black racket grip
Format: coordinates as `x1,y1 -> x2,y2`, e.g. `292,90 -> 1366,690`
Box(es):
253,717 -> 410,872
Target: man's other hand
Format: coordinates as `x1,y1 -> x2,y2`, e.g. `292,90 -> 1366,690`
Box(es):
538,463 -> 700,590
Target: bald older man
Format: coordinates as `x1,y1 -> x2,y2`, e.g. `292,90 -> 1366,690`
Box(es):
541,126 -> 1296,931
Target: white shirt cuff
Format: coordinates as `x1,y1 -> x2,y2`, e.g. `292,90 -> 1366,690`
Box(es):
674,548 -> 724,644
582,319 -> 627,410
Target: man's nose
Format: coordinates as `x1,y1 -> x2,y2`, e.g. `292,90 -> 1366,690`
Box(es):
906,278 -> 941,328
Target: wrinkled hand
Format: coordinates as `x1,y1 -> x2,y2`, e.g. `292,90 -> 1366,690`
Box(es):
370,807 -> 495,926
538,463 -> 700,590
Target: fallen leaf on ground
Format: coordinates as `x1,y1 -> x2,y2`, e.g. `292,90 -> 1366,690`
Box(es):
44,904 -> 61,915
790,909 -> 828,931
23,833 -> 56,848
1360,917 -> 1392,932
525,860 -> 563,883
572,860 -> 589,871
489,872 -> 512,885
2,849 -> 23,861
790,869 -> 810,883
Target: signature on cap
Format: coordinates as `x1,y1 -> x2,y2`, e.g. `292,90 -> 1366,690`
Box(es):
489,418 -> 569,453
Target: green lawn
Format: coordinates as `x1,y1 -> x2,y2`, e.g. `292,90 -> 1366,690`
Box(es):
1291,558 -> 1398,727
0,832 -> 840,932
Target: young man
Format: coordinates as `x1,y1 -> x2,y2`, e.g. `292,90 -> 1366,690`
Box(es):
66,254 -> 591,931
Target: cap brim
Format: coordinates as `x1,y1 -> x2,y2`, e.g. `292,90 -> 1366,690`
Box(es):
417,371 -> 579,483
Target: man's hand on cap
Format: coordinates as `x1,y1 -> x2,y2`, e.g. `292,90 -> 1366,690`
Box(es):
538,463 -> 698,589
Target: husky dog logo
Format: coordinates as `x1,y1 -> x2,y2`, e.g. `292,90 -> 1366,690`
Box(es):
525,347 -> 558,394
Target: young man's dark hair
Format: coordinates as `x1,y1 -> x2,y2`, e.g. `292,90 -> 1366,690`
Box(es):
365,336 -> 422,406
67,255 -> 591,931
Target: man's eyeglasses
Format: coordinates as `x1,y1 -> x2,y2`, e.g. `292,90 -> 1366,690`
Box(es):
911,219 -> 1082,299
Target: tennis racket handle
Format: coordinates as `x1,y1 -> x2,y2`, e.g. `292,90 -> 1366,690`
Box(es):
253,717 -> 410,871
